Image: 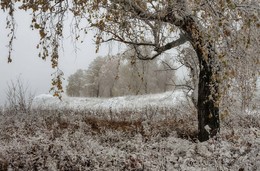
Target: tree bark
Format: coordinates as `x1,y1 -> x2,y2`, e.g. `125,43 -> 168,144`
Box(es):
181,16 -> 220,142
196,51 -> 220,142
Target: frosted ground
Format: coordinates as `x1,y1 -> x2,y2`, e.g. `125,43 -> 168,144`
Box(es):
0,90 -> 259,170
32,91 -> 186,111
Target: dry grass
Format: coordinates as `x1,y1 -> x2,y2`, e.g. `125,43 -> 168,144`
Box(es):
82,113 -> 197,142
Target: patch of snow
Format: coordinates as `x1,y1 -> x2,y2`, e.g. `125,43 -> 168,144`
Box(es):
32,94 -> 60,107
31,90 -> 187,111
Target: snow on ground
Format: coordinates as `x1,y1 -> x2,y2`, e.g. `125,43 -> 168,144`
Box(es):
32,90 -> 187,111
0,107 -> 259,170
0,90 -> 259,170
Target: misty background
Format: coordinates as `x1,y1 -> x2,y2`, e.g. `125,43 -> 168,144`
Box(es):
0,10 -> 188,106
0,10 -> 124,105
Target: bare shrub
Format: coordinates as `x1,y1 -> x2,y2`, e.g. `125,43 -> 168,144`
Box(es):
5,77 -> 35,114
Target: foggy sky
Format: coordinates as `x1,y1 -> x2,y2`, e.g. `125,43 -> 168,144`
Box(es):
0,10 -> 122,105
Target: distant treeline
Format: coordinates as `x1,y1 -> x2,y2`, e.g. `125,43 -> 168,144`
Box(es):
66,50 -> 176,97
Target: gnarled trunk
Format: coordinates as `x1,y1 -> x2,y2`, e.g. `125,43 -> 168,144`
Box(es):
196,51 -> 220,142
181,16 -> 220,142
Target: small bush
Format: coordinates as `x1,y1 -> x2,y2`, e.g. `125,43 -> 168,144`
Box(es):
5,77 -> 34,114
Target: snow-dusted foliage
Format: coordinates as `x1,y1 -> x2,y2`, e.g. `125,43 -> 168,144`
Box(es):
1,92 -> 259,170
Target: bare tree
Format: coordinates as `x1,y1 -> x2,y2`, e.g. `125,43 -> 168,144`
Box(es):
177,47 -> 199,107
156,57 -> 178,93
98,56 -> 120,97
66,69 -> 86,97
83,56 -> 106,97
5,77 -> 35,113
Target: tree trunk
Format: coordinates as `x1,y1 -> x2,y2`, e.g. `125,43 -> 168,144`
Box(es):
196,54 -> 220,142
181,16 -> 220,142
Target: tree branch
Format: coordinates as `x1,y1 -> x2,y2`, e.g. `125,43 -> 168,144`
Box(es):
132,33 -> 188,60
158,60 -> 184,71
154,33 -> 188,53
166,83 -> 194,91
102,37 -> 155,46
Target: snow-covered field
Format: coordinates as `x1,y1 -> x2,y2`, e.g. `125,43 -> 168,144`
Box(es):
32,91 -> 187,111
0,91 -> 259,170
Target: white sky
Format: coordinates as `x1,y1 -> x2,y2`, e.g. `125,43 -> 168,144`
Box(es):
0,10 -> 123,105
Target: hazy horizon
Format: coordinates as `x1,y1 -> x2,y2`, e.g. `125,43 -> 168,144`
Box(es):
0,10 -> 124,105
